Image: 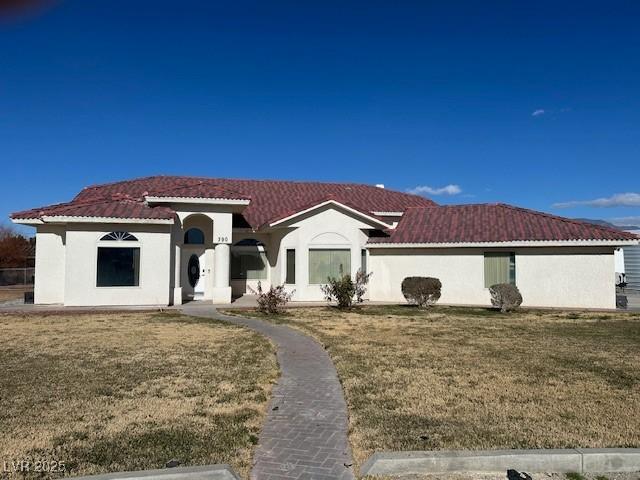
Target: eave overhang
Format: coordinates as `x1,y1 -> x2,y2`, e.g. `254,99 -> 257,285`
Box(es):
366,239 -> 640,248
12,216 -> 174,225
268,200 -> 393,230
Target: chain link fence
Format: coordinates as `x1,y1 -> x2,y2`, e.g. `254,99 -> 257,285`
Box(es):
0,268 -> 35,286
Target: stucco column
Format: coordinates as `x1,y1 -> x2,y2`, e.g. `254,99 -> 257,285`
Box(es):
212,243 -> 232,304
173,243 -> 183,305
204,247 -> 215,301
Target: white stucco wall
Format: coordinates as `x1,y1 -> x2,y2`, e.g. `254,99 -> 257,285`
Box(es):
368,246 -> 617,309
516,248 -> 616,308
34,225 -> 66,304
62,224 -> 172,306
368,248 -> 490,305
270,206 -> 372,301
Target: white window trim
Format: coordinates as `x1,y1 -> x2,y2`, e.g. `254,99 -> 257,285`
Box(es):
95,233 -> 143,289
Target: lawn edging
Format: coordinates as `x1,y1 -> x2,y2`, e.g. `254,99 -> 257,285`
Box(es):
71,464 -> 240,480
360,449 -> 640,476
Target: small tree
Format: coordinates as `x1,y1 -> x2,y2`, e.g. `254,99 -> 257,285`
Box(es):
489,283 -> 523,313
321,270 -> 372,309
353,270 -> 370,304
401,277 -> 442,307
250,282 -> 294,314
0,225 -> 31,268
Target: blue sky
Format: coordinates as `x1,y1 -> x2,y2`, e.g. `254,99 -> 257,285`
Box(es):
2,0 -> 639,234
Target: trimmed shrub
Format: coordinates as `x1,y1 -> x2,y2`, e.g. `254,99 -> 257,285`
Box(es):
321,270 -> 372,309
489,283 -> 523,312
251,282 -> 294,314
401,277 -> 442,307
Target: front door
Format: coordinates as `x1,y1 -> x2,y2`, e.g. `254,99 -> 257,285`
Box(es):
186,250 -> 207,300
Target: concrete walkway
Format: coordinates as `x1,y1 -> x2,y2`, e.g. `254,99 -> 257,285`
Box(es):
181,303 -> 355,480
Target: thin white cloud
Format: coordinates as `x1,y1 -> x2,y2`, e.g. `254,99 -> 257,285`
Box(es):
609,216 -> 640,227
531,107 -> 572,117
407,184 -> 462,196
553,193 -> 640,208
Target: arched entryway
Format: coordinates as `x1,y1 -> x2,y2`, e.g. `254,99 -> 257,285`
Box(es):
230,238 -> 269,298
181,215 -> 213,301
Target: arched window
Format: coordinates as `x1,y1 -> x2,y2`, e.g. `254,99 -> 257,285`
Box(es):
100,231 -> 138,242
308,232 -> 351,284
231,239 -> 268,280
184,228 -> 205,245
97,232 -> 140,287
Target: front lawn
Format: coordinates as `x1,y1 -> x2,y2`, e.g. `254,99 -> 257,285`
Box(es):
0,312 -> 277,479
229,306 -> 640,468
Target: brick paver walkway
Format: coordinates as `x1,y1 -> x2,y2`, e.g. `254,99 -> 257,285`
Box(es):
182,304 -> 355,480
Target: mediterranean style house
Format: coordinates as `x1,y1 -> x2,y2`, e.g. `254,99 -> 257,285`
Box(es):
11,175 -> 639,309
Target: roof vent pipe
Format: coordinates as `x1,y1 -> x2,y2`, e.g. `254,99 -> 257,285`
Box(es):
375,184 -> 385,189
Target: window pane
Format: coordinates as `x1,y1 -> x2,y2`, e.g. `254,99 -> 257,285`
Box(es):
309,249 -> 350,284
330,250 -> 350,279
231,251 -> 268,280
484,252 -> 515,288
184,228 -> 205,245
286,249 -> 295,284
97,247 -> 140,287
309,250 -> 328,284
361,249 -> 367,274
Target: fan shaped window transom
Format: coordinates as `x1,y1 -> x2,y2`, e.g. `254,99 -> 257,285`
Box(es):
100,231 -> 138,242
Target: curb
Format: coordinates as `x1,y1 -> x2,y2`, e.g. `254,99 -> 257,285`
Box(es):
70,465 -> 240,480
360,449 -> 640,477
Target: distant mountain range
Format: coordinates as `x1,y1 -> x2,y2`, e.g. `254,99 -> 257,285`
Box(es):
575,218 -> 640,231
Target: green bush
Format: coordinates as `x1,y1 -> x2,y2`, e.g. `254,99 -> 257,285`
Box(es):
321,270 -> 372,309
401,277 -> 442,307
489,283 -> 523,312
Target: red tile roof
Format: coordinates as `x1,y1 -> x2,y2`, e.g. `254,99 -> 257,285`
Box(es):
368,204 -> 639,244
11,198 -> 175,221
146,181 -> 250,201
12,175 -> 434,227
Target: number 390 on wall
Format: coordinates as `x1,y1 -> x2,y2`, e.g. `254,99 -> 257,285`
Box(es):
216,236 -> 229,243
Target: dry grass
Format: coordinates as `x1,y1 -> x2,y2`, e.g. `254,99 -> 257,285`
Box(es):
0,312 -> 278,479
230,305 -> 640,468
0,286 -> 30,303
